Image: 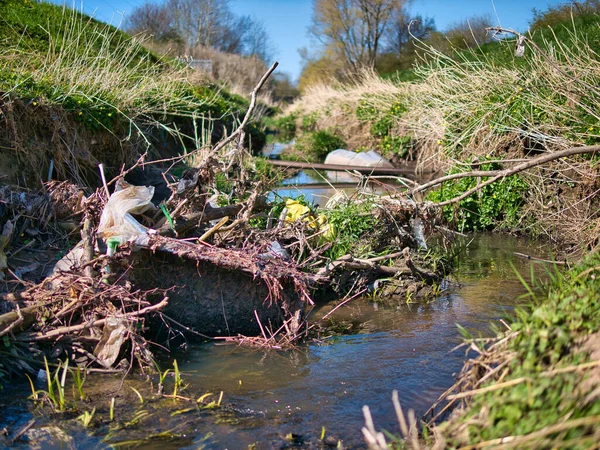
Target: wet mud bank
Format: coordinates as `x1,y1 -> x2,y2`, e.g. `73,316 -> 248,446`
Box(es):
131,248 -> 305,337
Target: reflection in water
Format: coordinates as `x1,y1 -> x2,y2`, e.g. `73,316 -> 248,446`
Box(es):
1,235 -> 554,449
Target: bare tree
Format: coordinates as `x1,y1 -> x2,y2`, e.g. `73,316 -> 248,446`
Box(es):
444,15 -> 493,50
385,9 -> 435,54
310,0 -> 406,72
123,1 -> 178,43
124,0 -> 274,63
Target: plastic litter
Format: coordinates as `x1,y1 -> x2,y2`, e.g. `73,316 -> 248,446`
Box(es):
97,185 -> 155,253
284,199 -> 334,240
324,149 -> 394,168
410,217 -> 428,250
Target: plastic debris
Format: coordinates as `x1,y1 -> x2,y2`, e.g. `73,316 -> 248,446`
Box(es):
324,149 -> 394,168
97,185 -> 155,252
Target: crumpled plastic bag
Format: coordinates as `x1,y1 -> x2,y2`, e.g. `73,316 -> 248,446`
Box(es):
97,185 -> 155,247
284,199 -> 334,240
284,199 -> 311,223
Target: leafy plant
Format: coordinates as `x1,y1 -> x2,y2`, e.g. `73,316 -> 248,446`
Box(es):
323,199 -> 378,260
77,407 -> 96,428
427,160 -> 528,232
292,130 -> 347,162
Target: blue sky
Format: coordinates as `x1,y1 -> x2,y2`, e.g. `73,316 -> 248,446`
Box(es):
53,0 -> 563,82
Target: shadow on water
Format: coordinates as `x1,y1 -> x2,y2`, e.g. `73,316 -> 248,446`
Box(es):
0,233 -> 556,448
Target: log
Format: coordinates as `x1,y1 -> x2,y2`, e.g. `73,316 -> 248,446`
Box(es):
267,159 -> 420,176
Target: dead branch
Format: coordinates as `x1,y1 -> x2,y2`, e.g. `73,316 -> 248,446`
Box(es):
206,62 -> 278,159
20,296 -> 168,342
0,306 -> 23,338
411,144 -> 600,205
315,252 -> 410,278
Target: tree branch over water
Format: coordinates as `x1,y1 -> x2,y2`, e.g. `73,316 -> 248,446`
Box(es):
413,144 -> 600,206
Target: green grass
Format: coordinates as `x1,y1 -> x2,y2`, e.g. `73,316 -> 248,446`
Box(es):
0,0 -> 258,157
440,251 -> 600,447
426,159 -> 529,232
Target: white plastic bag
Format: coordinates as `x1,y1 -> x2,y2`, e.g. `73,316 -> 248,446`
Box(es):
97,185 -> 155,248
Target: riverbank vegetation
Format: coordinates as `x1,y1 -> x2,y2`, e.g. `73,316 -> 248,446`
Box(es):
284,2 -> 600,253
0,0 -> 268,187
1,0 -> 599,447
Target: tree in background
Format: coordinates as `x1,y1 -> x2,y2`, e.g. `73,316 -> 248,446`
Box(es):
123,1 -> 180,43
376,9 -> 435,74
309,0 -> 407,72
124,0 -> 273,63
531,0 -> 600,30
443,15 -> 493,50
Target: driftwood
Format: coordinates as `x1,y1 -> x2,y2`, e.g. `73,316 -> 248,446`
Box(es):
0,304 -> 44,336
159,197 -> 268,235
315,248 -> 438,284
19,296 -> 168,342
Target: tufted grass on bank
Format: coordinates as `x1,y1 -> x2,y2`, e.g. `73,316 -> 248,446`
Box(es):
0,0 -> 258,186
364,250 -> 600,449
433,250 -> 600,448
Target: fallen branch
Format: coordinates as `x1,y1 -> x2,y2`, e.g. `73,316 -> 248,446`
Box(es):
0,305 -> 23,338
411,144 -> 600,205
20,296 -> 169,342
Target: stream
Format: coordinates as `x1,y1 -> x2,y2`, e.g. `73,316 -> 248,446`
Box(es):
0,233 -> 553,449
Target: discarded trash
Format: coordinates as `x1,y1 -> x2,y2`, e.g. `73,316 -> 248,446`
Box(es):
410,217 -> 428,250
260,241 -> 291,262
97,185 -> 155,249
94,317 -> 129,368
284,199 -> 334,240
324,149 -> 394,168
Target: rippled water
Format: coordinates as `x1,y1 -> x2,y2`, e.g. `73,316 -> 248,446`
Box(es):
1,234 -> 553,449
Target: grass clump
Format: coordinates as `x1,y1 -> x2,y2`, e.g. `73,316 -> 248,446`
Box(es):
282,129 -> 346,162
0,0 -> 261,185
438,251 -> 600,447
322,199 -> 378,260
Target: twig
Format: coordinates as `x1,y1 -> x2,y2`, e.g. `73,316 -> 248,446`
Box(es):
11,419 -> 35,444
0,305 -> 23,338
211,62 -> 278,158
21,297 -> 169,341
197,216 -> 229,242
81,216 -> 94,278
98,163 -> 110,198
513,251 -> 568,265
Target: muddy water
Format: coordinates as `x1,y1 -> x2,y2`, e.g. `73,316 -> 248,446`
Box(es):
0,234 -> 553,449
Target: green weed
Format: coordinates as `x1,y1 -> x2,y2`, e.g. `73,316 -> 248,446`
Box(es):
323,199 -> 378,260
426,159 -> 528,232
77,407 -> 96,428
443,251 -> 600,446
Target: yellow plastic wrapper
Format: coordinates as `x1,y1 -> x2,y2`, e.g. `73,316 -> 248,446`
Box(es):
284,199 -> 335,240
284,199 -> 311,223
